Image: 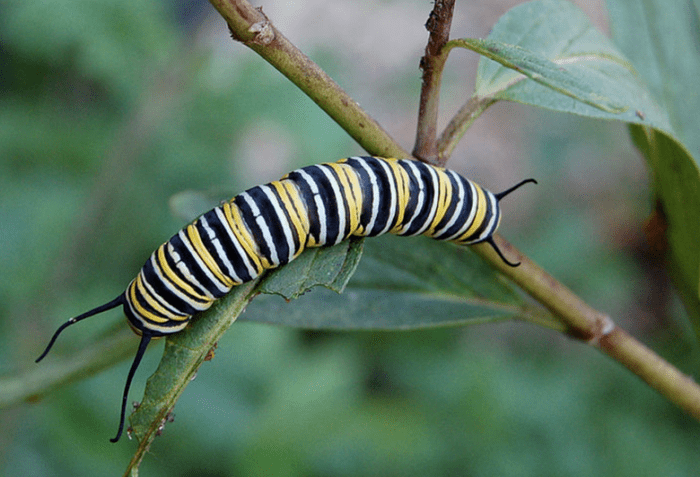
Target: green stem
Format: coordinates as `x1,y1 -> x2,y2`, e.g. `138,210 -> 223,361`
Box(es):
473,236 -> 700,421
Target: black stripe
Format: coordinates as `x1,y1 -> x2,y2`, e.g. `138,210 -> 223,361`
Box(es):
286,169 -> 321,245
398,161 -> 437,236
460,192 -> 498,244
169,233 -> 226,298
202,208 -> 254,283
351,157 -> 396,236
249,185 -> 292,265
128,279 -> 169,322
234,188 -> 276,266
432,174 -> 475,240
141,254 -> 200,316
266,184 -> 303,262
343,157 -> 374,237
295,165 -> 342,245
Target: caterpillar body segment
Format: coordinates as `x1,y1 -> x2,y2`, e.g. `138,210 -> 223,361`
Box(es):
36,156 -> 536,442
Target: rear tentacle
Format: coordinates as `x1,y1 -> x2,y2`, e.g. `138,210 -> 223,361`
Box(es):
486,178 -> 537,267
36,294 -> 126,363
111,331 -> 153,443
483,237 -> 521,267
494,178 -> 537,201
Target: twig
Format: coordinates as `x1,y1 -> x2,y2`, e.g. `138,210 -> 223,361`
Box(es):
208,0 -> 410,159
412,0 -> 456,165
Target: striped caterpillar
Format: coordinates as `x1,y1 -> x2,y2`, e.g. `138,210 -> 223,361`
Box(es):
36,156 -> 535,441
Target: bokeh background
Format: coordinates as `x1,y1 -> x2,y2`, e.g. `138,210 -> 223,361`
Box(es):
1,0 -> 698,475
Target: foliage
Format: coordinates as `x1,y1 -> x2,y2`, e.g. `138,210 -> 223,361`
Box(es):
1,0 -> 699,476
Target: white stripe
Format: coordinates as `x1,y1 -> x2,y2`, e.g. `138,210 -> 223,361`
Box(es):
214,207 -> 258,281
443,180 -> 479,241
354,158 -> 380,235
151,252 -> 211,311
411,162 -> 441,236
297,168 -> 327,245
168,241 -> 217,300
125,278 -> 191,330
319,165 -> 347,245
433,170 -> 464,237
260,184 -> 297,262
398,160 -> 425,235
200,215 -> 240,283
474,191 -> 499,242
177,231 -> 229,294
374,158 -> 397,236
138,267 -> 185,317
239,191 -> 280,267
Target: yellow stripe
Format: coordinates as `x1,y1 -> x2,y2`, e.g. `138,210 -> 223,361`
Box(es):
459,185 -> 488,240
155,244 -> 210,302
326,163 -> 362,236
128,276 -> 169,323
135,274 -> 175,323
387,159 -> 410,234
222,201 -> 267,272
426,169 -> 453,236
271,180 -> 309,259
185,223 -> 235,288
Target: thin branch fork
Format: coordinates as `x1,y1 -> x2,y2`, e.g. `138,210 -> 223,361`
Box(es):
413,0 -> 456,165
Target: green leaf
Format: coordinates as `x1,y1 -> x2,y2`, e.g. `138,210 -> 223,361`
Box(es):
471,0 -> 668,129
460,0 -> 700,336
127,280 -> 259,469
606,0 -> 700,335
451,38 -> 626,114
241,235 -> 560,331
259,238 -> 364,299
606,0 -> 700,161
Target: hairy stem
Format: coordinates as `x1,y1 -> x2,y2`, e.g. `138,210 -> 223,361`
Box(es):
412,0 -> 456,165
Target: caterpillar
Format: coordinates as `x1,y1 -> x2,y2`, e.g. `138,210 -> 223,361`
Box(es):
36,156 -> 535,442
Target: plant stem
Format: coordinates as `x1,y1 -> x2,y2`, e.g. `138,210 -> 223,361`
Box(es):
217,0 -> 700,424
473,235 -> 700,420
208,0 -> 409,160
412,0 -> 456,165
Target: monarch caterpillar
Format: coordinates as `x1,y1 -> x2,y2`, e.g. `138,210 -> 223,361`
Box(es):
36,156 -> 535,442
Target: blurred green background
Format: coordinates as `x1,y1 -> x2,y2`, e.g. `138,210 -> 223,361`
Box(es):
1,0 -> 698,475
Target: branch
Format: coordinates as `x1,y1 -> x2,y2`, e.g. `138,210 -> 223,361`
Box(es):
412,0 -> 456,165
473,235 -> 700,421
210,0 -> 700,428
208,0 -> 410,159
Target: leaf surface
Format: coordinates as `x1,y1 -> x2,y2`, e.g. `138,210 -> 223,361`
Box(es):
456,0 -> 700,335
